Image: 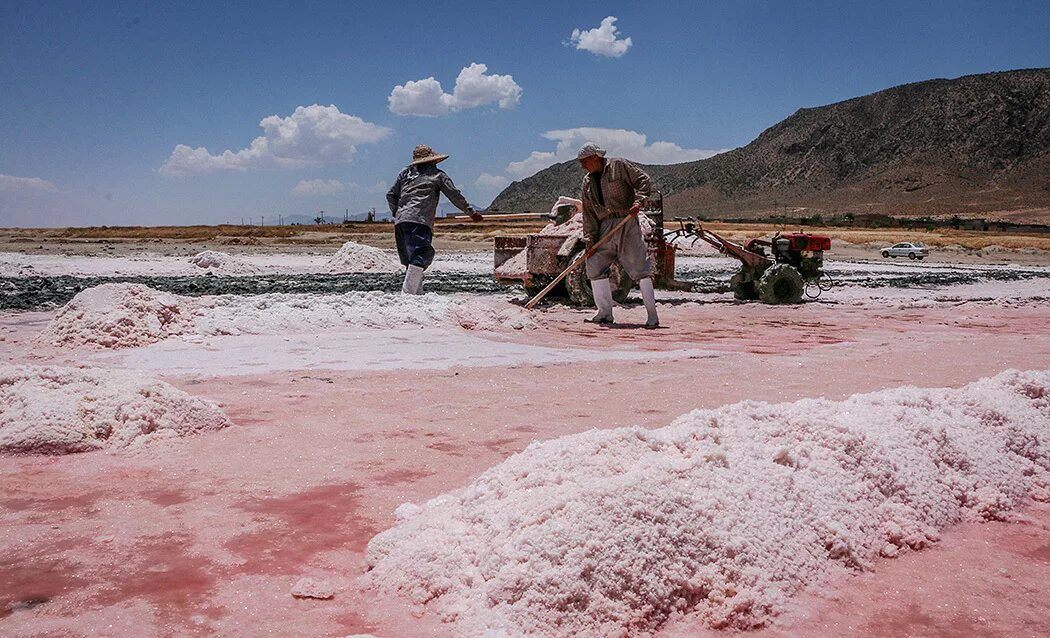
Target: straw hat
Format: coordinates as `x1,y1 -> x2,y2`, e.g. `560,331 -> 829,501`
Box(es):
410,144 -> 449,165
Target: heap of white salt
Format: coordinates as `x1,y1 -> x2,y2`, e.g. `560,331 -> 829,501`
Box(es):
39,284 -> 535,349
0,365 -> 231,455
198,291 -> 535,333
326,241 -> 401,273
366,369 -> 1050,637
37,283 -> 195,348
189,250 -> 260,275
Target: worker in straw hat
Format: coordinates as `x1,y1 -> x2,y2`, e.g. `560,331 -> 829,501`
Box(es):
577,142 -> 660,327
387,144 -> 483,294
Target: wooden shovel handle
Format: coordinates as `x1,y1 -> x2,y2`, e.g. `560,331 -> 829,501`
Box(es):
524,213 -> 637,309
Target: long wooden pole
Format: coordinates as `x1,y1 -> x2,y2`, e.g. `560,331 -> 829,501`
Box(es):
524,213 -> 637,309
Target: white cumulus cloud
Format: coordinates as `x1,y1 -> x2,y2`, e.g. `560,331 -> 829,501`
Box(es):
570,16 -> 633,58
475,173 -> 510,191
506,127 -> 729,178
0,173 -> 58,193
160,104 -> 391,176
291,179 -> 348,196
389,63 -> 522,117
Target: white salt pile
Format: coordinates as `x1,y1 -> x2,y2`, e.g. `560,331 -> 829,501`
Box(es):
366,369 -> 1050,637
39,284 -> 534,348
198,290 -> 536,334
189,250 -> 260,275
494,250 -> 528,279
38,283 -> 195,348
326,241 -> 401,273
536,212 -> 654,238
0,365 -> 231,455
539,212 -> 583,237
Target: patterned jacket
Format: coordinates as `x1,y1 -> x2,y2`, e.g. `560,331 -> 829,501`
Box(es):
387,164 -> 472,228
580,158 -> 653,245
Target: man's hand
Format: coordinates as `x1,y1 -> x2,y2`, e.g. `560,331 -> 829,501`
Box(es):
468,208 -> 484,222
629,202 -> 641,216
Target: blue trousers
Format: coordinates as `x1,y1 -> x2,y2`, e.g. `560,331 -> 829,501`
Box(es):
395,221 -> 435,269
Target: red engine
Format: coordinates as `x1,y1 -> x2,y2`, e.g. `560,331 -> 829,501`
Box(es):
781,233 -> 832,252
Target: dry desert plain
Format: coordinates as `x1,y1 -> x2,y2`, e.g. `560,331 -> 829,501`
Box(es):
0,221 -> 1048,637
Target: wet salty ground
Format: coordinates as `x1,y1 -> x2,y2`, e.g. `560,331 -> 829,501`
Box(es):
3,254 -> 1049,310
1,249 -> 1048,637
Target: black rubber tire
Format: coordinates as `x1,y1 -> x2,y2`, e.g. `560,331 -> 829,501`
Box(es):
882,251 -> 889,258
909,253 -> 916,259
564,250 -> 632,306
730,270 -> 759,300
757,263 -> 805,304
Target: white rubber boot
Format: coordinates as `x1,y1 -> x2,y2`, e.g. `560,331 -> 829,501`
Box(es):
587,278 -> 615,324
402,265 -> 425,295
639,277 -> 660,328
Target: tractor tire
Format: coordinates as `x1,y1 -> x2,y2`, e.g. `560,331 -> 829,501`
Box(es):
757,263 -> 805,304
564,250 -> 632,306
730,270 -> 759,300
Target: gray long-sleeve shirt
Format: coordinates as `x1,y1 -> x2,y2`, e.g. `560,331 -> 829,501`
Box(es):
386,164 -> 472,228
580,157 -> 652,245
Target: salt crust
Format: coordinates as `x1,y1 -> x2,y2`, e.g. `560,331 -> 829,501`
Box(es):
38,283 -> 534,348
366,369 -> 1050,637
326,241 -> 401,273
0,365 -> 230,455
291,577 -> 336,600
189,250 -> 261,275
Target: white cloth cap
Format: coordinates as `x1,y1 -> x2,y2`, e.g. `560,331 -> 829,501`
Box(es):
576,143 -> 606,160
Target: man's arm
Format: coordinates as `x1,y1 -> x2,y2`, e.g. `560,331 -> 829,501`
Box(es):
437,172 -> 471,212
385,173 -> 402,216
437,172 -> 482,221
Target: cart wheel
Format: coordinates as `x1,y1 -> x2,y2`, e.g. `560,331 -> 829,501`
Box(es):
523,275 -> 554,299
730,270 -> 759,300
565,250 -> 632,306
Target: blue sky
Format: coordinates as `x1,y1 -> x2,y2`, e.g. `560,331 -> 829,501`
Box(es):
1,0 -> 1048,227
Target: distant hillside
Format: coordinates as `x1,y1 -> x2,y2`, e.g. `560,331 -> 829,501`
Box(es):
490,69 -> 1050,223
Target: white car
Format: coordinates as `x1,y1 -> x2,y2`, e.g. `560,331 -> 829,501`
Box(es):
882,242 -> 929,260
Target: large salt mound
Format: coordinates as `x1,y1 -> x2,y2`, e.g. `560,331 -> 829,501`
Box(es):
0,365 -> 231,455
326,241 -> 401,273
39,284 -> 535,348
366,369 -> 1050,637
198,291 -> 536,333
189,250 -> 260,275
37,283 -> 196,348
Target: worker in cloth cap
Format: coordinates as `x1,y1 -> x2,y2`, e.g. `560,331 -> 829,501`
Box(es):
577,142 -> 660,327
387,145 -> 483,294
